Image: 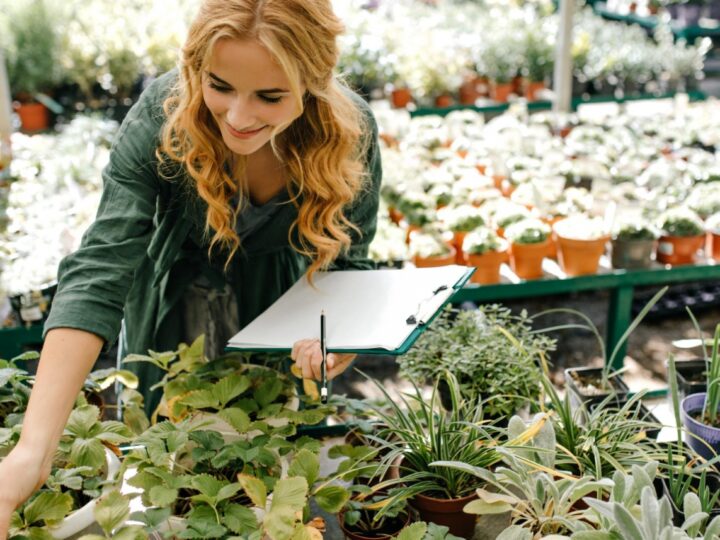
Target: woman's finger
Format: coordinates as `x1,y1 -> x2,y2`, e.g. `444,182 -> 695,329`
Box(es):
327,353 -> 356,380
296,339 -> 319,380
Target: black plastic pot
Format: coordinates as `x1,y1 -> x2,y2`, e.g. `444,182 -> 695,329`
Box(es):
564,367 -> 630,411
660,470 -> 720,527
9,283 -> 57,325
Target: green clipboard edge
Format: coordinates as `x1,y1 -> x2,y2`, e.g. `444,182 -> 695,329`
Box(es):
224,267 -> 476,356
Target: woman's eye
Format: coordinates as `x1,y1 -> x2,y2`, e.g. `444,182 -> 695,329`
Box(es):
259,94 -> 282,104
209,81 -> 231,93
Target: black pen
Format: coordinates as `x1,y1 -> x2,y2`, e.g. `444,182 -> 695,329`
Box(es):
320,310 -> 328,403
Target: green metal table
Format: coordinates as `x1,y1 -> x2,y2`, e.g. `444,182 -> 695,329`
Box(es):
409,91 -> 706,118
452,261 -> 720,371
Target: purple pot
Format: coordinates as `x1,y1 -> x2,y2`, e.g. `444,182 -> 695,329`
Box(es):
681,392 -> 720,460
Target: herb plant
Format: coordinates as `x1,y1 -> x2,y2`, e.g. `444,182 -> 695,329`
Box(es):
702,324 -> 720,426
614,221 -> 659,241
658,208 -> 705,237
398,305 -> 555,419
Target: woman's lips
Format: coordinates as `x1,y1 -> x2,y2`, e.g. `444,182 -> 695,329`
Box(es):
226,123 -> 266,139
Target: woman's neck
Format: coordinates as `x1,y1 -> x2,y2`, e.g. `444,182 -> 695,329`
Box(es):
239,144 -> 287,206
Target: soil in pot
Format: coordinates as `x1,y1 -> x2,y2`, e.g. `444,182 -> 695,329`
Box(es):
564,367 -> 630,410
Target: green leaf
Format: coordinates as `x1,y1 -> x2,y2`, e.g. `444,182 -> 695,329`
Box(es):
288,450 -> 320,487
397,523 -> 427,540
313,486 -> 349,514
69,438 -> 106,470
263,506 -> 297,540
497,525 -> 533,540
179,389 -> 219,410
223,503 -> 257,534
65,405 -> 101,438
93,490 -> 130,536
192,474 -> 224,498
217,483 -> 243,503
23,492 -> 73,525
178,504 -> 227,539
28,528 -> 61,540
463,499 -> 513,515
149,485 -> 178,507
269,477 -> 308,513
613,503 -> 644,540
109,525 -> 147,540
215,374 -> 251,408
217,408 -> 251,433
254,378 -> 283,408
130,507 -> 172,529
238,474 -> 267,508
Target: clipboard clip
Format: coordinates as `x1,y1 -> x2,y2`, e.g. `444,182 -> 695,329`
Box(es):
406,285 -> 448,326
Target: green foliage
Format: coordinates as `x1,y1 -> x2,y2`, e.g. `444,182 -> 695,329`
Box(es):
658,209 -> 705,237
1,0 -> 62,96
703,324 -> 720,424
399,305 -> 555,419
504,218 -> 551,245
463,227 -> 503,255
614,221 -> 659,241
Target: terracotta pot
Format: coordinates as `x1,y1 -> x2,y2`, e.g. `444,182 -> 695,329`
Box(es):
412,491 -> 478,539
388,207 -> 404,226
509,239 -> 550,279
492,175 -> 505,190
524,81 -> 545,101
391,88 -> 412,109
14,102 -> 50,132
555,235 -> 610,276
459,76 -> 487,104
453,231 -> 468,264
708,231 -> 720,260
490,81 -> 513,103
465,248 -> 509,284
413,246 -> 457,268
434,94 -> 453,108
657,234 -> 705,265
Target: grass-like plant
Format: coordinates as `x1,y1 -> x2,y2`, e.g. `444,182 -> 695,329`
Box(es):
702,324 -> 720,426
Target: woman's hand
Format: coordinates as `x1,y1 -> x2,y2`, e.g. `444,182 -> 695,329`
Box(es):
0,443 -> 52,539
291,339 -> 356,381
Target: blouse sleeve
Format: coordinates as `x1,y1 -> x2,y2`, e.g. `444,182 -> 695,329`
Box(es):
43,85 -> 165,347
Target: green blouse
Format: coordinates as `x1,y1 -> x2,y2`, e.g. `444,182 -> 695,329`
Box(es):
44,70 -> 382,409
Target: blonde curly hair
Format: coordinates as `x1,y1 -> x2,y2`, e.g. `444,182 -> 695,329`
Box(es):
158,0 -> 368,279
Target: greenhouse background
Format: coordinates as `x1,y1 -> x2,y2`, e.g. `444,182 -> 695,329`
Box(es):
1,0 -> 720,539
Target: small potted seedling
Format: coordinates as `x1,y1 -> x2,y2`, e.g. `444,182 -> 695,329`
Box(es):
553,215 -> 610,276
681,323 -> 720,460
611,219 -> 659,270
565,287 -> 667,410
408,229 -> 455,268
461,227 -> 508,284
656,207 -> 706,265
504,218 -> 552,280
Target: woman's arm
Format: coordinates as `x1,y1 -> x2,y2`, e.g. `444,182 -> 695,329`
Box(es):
0,328 -> 103,540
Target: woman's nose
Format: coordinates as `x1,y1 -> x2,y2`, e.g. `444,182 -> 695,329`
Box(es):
226,96 -> 256,129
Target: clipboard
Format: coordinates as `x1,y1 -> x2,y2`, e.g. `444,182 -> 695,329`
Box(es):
225,265 -> 475,355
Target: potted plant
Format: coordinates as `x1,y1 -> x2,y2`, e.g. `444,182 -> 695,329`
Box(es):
492,202 -> 532,236
553,215 -> 610,276
408,229 -> 455,268
4,0 -> 63,132
611,219 -> 659,270
521,25 -> 554,101
360,371 -> 506,538
706,212 -> 720,261
398,305 -> 555,422
504,218 -> 552,280
5,402 -> 129,539
481,39 -> 521,103
125,418 -> 331,539
440,204 -> 486,264
681,323 -> 720,460
462,227 -> 509,285
339,490 -> 412,540
656,208 -> 706,265
560,287 -> 666,411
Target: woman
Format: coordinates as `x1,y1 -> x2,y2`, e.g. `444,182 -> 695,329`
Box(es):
0,0 -> 381,534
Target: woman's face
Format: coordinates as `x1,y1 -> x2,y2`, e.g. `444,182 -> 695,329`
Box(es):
202,38 -> 304,156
